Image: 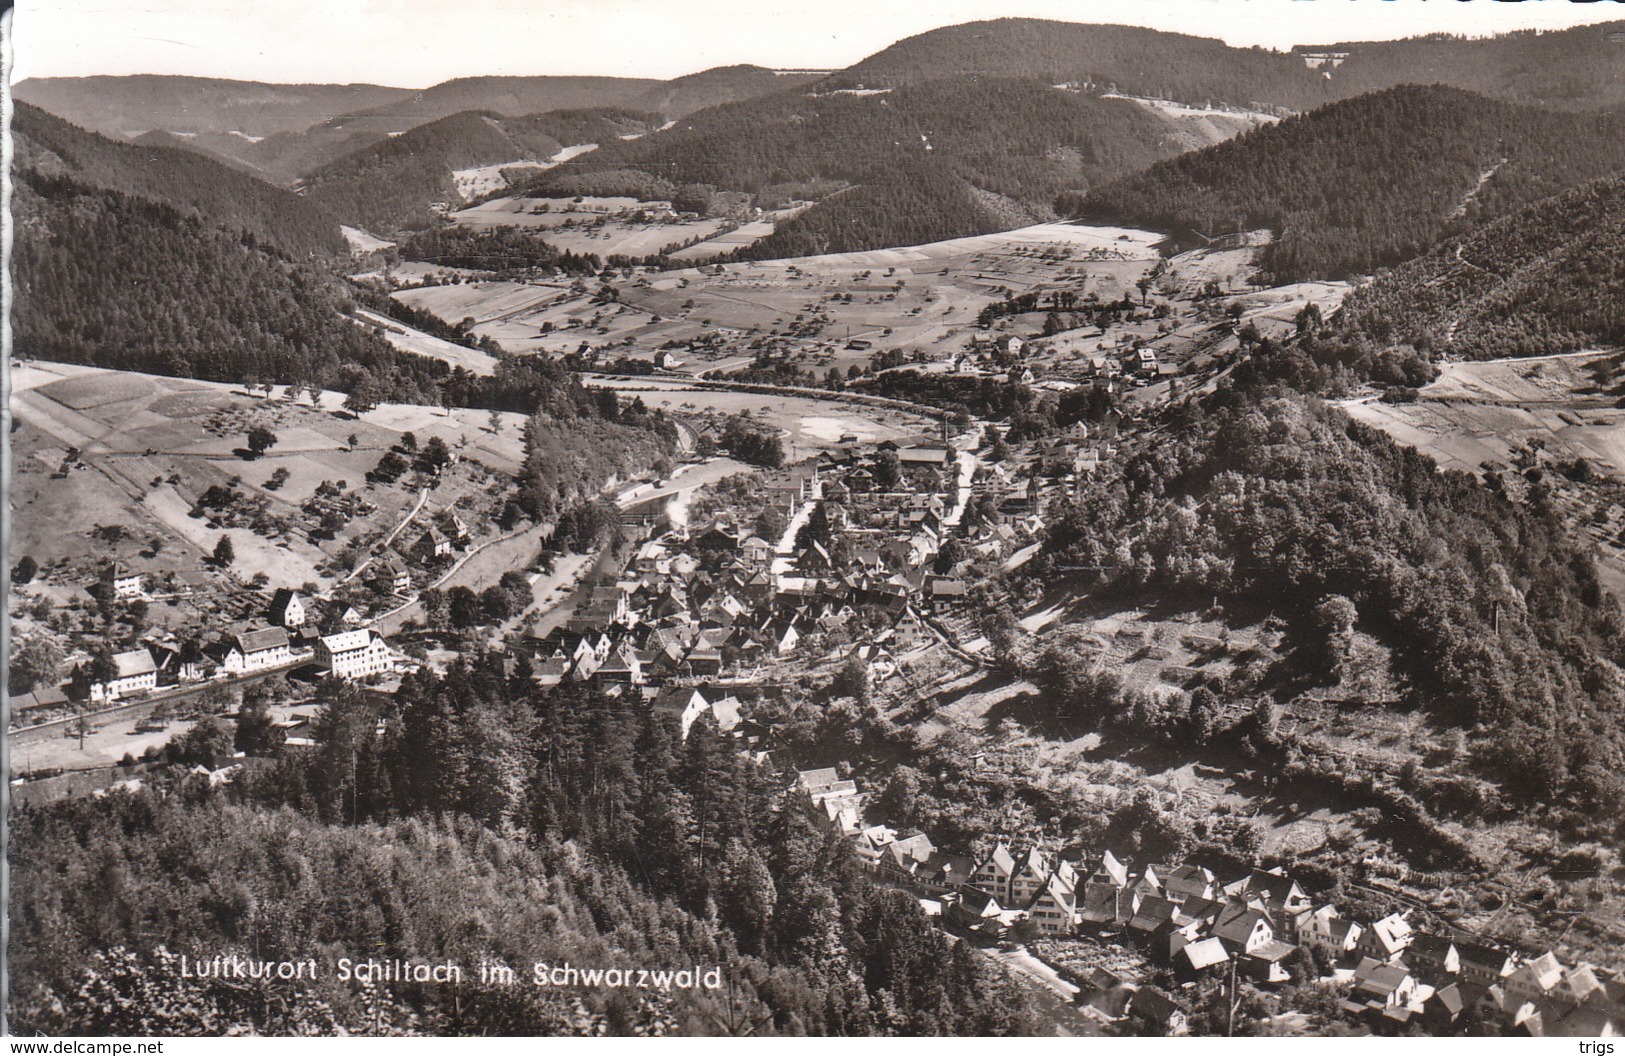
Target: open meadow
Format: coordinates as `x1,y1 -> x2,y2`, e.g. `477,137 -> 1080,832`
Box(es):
9,362 -> 534,612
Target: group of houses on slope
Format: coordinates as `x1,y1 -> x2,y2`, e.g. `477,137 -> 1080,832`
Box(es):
519,438 -> 992,701
367,513 -> 473,599
57,586 -> 406,708
792,768 -> 1623,1037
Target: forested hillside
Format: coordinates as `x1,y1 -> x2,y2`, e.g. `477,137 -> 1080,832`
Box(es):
628,65 -> 819,117
841,18 -> 1331,109
301,108 -> 659,232
525,77 -> 1182,256
842,18 -> 1625,112
1037,341 -> 1625,818
1071,86 -> 1625,283
12,165 -> 670,441
1311,21 -> 1625,111
1338,174 -> 1625,359
225,77 -> 658,185
13,102 -> 344,257
12,174 -> 431,397
10,672 -> 1037,1036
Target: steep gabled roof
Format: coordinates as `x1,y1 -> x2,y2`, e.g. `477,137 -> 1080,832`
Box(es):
1090,849 -> 1129,887
112,648 -> 157,679
980,842 -> 1016,877
235,627 -> 290,654
1182,937 -> 1230,970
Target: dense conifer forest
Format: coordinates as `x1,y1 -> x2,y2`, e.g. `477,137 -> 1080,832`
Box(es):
9,672 -> 1037,1036
522,77 -> 1181,256
1071,86 -> 1625,283
839,18 -> 1334,108
1316,23 -> 1625,112
393,226 -> 605,274
13,102 -> 344,258
1338,174 -> 1625,358
12,174 -> 429,396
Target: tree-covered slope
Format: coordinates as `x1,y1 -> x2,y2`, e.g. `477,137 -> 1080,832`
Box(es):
842,18 -> 1333,109
11,75 -> 412,140
524,76 -> 1184,257
1306,21 -> 1625,112
12,173 -> 426,397
301,108 -> 660,232
841,18 -> 1625,112
1038,346 -> 1625,814
1072,85 -> 1625,283
1338,174 -> 1625,359
13,102 -> 344,258
628,64 -> 821,117
9,672 -> 1040,1036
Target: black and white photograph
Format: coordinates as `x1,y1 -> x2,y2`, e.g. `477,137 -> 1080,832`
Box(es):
4,0 -> 1624,1039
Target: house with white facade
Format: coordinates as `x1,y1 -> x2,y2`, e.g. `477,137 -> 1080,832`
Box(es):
315,629 -> 396,680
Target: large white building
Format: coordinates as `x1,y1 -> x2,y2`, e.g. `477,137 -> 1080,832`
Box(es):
90,648 -> 158,702
221,628 -> 293,674
315,629 -> 396,680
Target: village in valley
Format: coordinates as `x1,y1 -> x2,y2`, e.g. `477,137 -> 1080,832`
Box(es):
10,189 -> 1625,1036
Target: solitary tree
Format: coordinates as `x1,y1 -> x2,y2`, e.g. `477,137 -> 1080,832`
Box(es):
213,535 -> 236,567
419,436 -> 453,472
11,555 -> 38,585
245,426 -> 278,457
447,586 -> 481,628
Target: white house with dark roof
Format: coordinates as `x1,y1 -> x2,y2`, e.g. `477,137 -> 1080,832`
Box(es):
1357,912 -> 1414,963
315,629 -> 395,680
88,648 -> 158,701
111,566 -> 146,601
221,627 -> 292,674
268,589 -> 307,629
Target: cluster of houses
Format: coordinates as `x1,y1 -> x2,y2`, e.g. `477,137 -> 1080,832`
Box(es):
368,515 -> 473,599
950,331 -> 1171,388
519,439 -> 985,697
59,586 -> 404,707
791,768 -> 1623,1037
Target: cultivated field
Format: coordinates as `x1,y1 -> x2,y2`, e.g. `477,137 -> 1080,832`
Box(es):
353,309 -> 500,376
451,144 -> 600,199
1343,352 -> 1625,479
1343,350 -> 1625,592
585,375 -> 937,462
389,222 -> 1168,367
9,362 -> 533,606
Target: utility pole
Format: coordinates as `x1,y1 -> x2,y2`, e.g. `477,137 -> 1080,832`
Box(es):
1226,953 -> 1240,1038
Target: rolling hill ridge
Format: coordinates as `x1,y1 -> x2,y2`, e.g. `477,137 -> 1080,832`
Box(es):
12,102 -> 344,258
1071,85 -> 1625,283
299,107 -> 662,233
519,76 -> 1190,257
